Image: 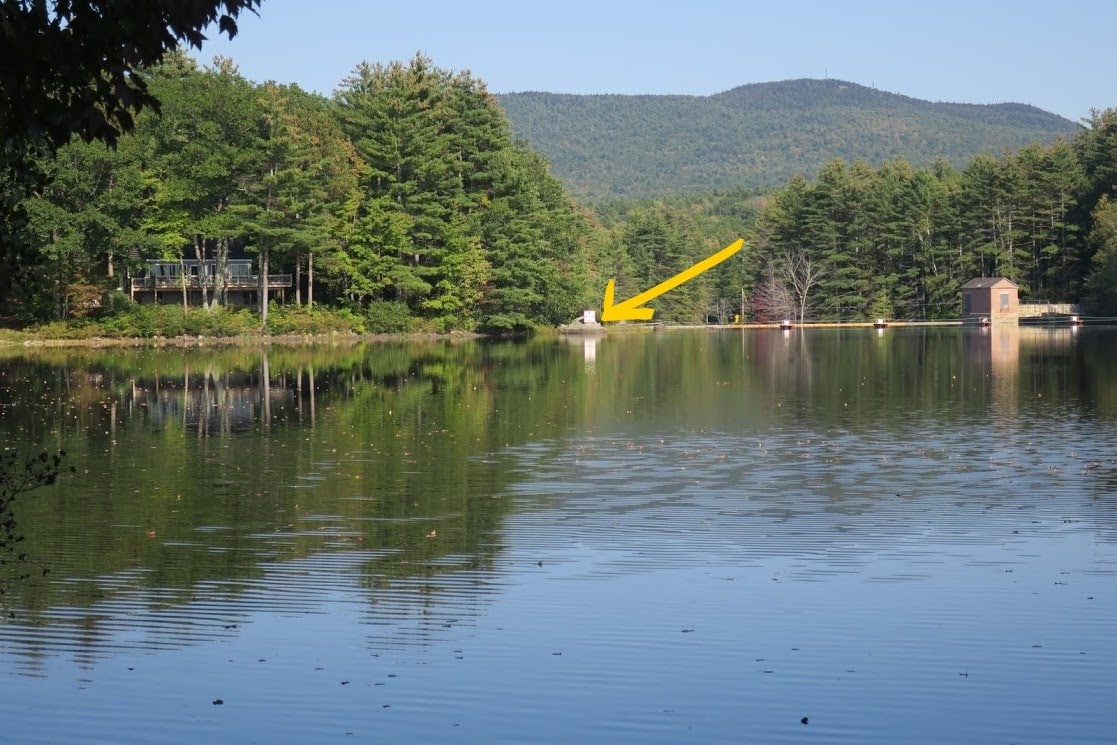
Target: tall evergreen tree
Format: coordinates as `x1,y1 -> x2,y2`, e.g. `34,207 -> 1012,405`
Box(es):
20,137 -> 146,318
613,204 -> 709,322
958,153 -> 1027,285
1011,142 -> 1085,300
139,55 -> 260,310
334,54 -> 589,331
1082,195 -> 1117,313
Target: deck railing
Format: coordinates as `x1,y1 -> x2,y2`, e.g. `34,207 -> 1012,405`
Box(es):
132,274 -> 293,291
1019,302 -> 1079,317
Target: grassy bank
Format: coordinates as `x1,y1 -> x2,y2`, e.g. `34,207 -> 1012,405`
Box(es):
22,302 -> 399,337
0,302 -> 486,347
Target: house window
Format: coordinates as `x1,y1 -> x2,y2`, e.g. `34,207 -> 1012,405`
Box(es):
999,292 -> 1010,311
963,294 -> 972,313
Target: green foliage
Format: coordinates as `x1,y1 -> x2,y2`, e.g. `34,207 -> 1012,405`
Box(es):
497,80 -> 1082,201
179,307 -> 258,337
6,48 -> 1113,335
362,301 -> 413,334
31,304 -> 258,339
333,55 -> 591,332
140,58 -> 264,311
19,136 -> 148,319
1,1 -> 261,149
749,130 -> 1107,320
25,302 -> 383,339
264,304 -> 365,335
233,81 -> 366,321
611,203 -> 714,322
869,290 -> 894,320
4,52 -> 597,334
1075,109 -> 1117,215
1,1 -> 260,328
31,319 -> 99,340
1083,196 -> 1117,314
0,328 -> 25,344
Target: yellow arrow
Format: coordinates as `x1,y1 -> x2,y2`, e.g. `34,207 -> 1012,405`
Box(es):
600,238 -> 744,322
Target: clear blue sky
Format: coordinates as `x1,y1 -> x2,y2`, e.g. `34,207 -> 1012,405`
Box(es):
203,0 -> 1114,123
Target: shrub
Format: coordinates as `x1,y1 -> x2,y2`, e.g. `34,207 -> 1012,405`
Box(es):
24,298 -> 428,340
869,290 -> 894,321
362,301 -> 411,333
181,306 -> 257,337
33,320 -> 91,339
265,304 -> 366,335
481,312 -> 538,336
103,290 -> 133,316
38,301 -> 260,339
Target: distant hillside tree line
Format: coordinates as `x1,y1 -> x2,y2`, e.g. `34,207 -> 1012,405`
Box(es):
497,80 -> 1083,200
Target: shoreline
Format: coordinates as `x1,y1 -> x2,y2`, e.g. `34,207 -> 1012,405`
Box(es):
2,319 -> 1010,350
1,330 -> 487,350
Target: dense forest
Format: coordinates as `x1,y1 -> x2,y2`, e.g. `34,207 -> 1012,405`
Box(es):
497,80 -> 1083,200
4,54 -> 597,333
750,133 -> 1116,321
3,54 -> 1117,333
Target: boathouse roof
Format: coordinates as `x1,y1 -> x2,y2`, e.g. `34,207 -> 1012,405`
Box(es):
962,277 -> 1019,290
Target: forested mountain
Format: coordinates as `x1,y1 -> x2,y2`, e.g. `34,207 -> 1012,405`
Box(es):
497,79 -> 1083,200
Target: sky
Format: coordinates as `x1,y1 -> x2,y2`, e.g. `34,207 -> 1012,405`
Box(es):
202,0 -> 1115,123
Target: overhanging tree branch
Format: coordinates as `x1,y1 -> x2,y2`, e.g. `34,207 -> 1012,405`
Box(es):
1,0 -> 262,150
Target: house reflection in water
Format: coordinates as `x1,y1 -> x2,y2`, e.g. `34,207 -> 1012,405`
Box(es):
964,326 -> 1079,423
123,355 -> 301,435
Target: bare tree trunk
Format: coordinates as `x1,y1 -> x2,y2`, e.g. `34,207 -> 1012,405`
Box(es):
179,254 -> 188,312
782,248 -> 824,325
258,244 -> 269,328
258,169 -> 276,326
307,251 -> 314,310
294,251 -> 302,306
752,261 -> 796,322
193,235 -> 210,310
214,237 -> 229,308
50,230 -> 63,319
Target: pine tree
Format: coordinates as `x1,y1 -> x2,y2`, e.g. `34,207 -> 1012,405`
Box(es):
140,56 -> 261,310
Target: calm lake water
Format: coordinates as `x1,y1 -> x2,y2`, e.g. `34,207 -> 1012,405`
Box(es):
1,327 -> 1115,744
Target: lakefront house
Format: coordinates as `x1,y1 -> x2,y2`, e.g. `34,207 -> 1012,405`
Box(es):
129,258 -> 292,307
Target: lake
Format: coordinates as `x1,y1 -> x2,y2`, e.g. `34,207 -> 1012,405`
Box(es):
1,327 -> 1115,744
